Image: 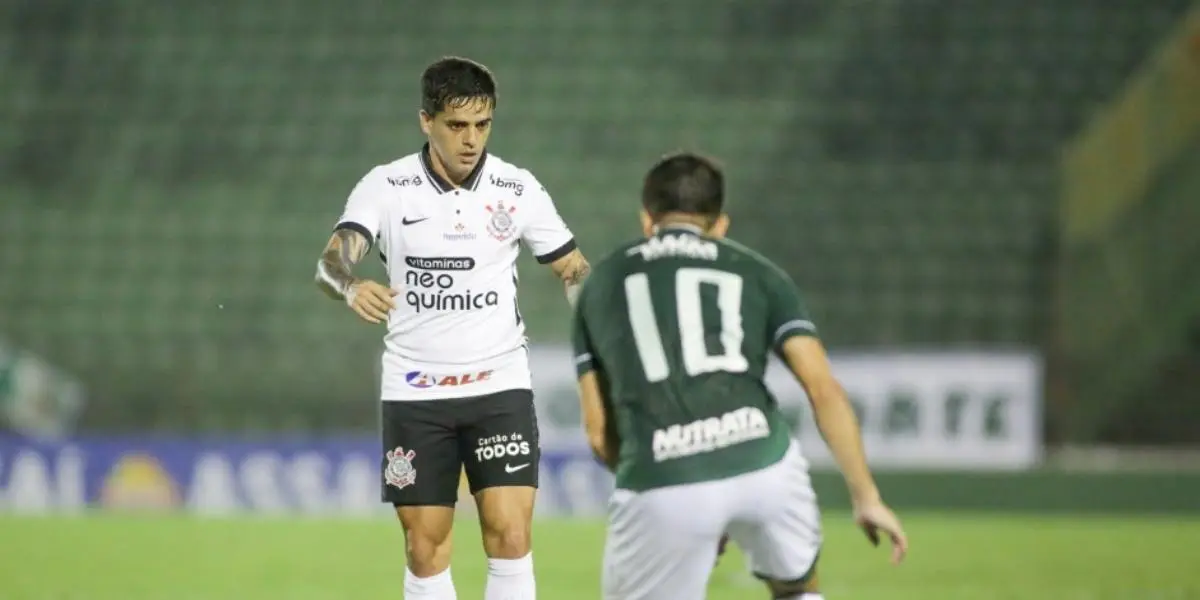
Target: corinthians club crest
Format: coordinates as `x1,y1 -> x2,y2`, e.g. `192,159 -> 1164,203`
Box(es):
385,446 -> 417,489
485,200 -> 517,241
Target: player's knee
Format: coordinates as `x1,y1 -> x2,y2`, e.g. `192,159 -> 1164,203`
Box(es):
762,576 -> 817,599
396,507 -> 454,577
403,528 -> 453,577
480,520 -> 531,558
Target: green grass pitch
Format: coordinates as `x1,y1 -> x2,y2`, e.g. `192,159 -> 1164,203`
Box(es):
1,512 -> 1197,599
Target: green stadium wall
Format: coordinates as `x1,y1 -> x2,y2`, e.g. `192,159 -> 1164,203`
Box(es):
810,471 -> 1200,514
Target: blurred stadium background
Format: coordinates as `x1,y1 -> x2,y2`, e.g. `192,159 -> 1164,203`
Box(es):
2,1 -> 1199,598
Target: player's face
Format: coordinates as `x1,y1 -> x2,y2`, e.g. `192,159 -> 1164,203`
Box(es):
420,99 -> 494,183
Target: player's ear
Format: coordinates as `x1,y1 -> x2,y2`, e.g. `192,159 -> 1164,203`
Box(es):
639,209 -> 655,238
709,213 -> 730,239
418,110 -> 433,136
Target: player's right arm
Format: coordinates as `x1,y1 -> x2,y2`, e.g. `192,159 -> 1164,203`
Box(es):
765,264 -> 909,564
314,168 -> 398,325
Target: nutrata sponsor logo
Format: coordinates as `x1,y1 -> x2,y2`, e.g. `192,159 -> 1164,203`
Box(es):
652,406 -> 771,462
405,370 -> 494,389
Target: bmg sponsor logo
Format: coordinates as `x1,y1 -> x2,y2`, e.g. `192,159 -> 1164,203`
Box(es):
388,175 -> 422,187
403,256 -> 498,312
488,175 -> 524,196
405,370 -> 494,389
474,432 -> 532,464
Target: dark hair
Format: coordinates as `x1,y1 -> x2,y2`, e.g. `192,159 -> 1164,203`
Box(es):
421,57 -> 497,116
641,152 -> 725,220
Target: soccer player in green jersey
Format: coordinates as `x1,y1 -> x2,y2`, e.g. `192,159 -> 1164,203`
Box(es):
571,152 -> 908,600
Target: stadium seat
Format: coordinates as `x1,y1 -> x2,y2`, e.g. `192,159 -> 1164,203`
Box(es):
0,0 -> 1189,429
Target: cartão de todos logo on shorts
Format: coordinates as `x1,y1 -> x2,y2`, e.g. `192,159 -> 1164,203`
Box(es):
474,432 -> 532,463
485,200 -> 517,241
405,370 -> 494,389
385,446 -> 417,489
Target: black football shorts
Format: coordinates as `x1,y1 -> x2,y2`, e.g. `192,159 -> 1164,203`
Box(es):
380,388 -> 540,507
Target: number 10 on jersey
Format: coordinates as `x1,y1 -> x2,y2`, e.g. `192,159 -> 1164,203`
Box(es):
623,268 -> 750,383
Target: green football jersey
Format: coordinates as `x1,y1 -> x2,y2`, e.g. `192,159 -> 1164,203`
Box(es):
572,224 -> 819,491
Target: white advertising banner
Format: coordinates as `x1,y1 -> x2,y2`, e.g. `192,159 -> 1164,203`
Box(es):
0,347 -> 1042,517
529,345 -> 1043,471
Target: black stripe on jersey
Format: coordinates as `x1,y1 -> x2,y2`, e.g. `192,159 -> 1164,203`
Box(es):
419,143 -> 489,194
512,265 -> 522,325
536,238 -> 577,264
334,221 -> 374,250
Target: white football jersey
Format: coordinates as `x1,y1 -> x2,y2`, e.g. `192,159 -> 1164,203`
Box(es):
334,145 -> 576,401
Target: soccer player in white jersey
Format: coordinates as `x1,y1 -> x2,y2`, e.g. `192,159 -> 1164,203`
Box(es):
314,57 -> 590,600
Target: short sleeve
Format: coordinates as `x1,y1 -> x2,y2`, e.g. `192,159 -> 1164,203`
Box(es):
763,263 -> 819,351
519,173 -> 577,264
571,291 -> 597,378
333,167 -> 389,248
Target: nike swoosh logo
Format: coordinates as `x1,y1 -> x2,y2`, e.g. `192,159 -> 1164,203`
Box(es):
505,463 -> 530,474
402,217 -> 430,226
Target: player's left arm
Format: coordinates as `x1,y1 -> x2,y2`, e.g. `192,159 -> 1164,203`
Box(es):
762,265 -> 875,500
765,264 -> 908,564
519,175 -> 590,307
571,285 -> 616,469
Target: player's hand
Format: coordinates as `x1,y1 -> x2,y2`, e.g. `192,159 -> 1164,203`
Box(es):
853,500 -> 908,565
345,279 -> 397,324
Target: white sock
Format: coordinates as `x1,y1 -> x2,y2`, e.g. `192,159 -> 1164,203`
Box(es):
404,566 -> 457,600
799,594 -> 824,600
485,552 -> 536,600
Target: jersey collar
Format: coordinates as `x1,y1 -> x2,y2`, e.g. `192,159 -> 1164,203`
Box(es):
419,143 -> 489,194
653,223 -> 705,235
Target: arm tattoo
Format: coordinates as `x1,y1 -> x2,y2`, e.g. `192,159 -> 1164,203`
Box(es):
563,257 -> 591,308
564,258 -> 591,285
315,229 -> 370,300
